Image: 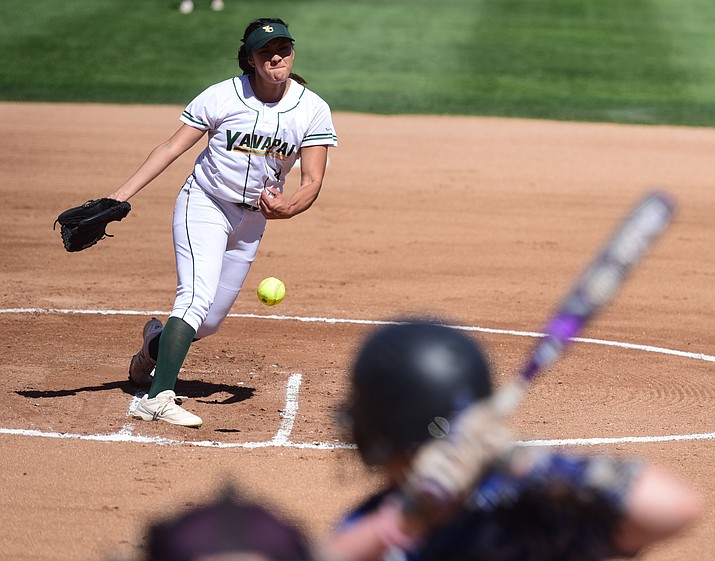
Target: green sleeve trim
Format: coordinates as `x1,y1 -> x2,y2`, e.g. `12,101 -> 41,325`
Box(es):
181,111 -> 208,128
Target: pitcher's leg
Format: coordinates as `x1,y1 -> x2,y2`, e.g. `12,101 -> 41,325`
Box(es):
171,186 -> 229,332
195,210 -> 265,339
148,317 -> 196,397
146,184 -> 227,397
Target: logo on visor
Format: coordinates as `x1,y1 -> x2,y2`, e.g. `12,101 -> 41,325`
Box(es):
262,25 -> 274,33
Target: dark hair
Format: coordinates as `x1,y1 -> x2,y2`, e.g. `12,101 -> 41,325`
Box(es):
147,486 -> 312,561
237,17 -> 307,85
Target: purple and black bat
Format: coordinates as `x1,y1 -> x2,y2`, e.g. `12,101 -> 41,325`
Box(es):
493,191 -> 676,415
400,193 -> 676,515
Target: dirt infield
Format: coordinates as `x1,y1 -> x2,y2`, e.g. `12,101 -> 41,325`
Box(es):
0,101 -> 713,561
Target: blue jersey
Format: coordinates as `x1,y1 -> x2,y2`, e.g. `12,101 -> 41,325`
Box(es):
341,451 -> 641,561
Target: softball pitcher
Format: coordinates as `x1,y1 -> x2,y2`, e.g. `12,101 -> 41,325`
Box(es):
318,321 -> 702,561
108,17 -> 337,427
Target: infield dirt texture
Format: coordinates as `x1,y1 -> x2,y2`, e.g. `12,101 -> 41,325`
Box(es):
0,101 -> 713,560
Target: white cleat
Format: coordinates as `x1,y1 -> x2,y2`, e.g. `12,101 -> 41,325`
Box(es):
134,390 -> 203,427
179,0 -> 194,14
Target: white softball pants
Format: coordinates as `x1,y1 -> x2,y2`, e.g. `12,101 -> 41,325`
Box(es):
170,177 -> 266,337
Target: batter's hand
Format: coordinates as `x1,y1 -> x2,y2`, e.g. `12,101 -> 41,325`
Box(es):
401,402 -> 514,525
259,187 -> 291,219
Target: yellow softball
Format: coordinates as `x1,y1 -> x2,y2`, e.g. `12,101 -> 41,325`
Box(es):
257,276 -> 286,306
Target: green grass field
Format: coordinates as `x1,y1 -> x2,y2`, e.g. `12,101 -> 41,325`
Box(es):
2,0 -> 715,125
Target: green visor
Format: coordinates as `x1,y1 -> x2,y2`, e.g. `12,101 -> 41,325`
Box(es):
244,23 -> 294,54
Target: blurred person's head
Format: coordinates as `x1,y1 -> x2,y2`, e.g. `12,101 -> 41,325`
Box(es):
145,487 -> 311,561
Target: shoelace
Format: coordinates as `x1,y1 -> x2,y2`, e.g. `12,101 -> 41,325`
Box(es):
151,394 -> 190,420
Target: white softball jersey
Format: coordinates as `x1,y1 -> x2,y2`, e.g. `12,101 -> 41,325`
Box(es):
169,75 -> 337,335
180,75 -> 338,207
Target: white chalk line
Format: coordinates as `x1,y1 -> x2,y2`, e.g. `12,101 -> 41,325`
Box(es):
272,373 -> 302,445
0,371 -> 353,449
2,307 -> 713,448
3,307 -> 714,363
113,373 -> 308,446
1,426 -> 712,449
520,433 -> 715,447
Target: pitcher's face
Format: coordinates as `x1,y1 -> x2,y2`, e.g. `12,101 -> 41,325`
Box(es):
249,38 -> 295,85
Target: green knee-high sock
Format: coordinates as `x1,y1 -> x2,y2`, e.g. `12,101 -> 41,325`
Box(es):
148,317 -> 196,398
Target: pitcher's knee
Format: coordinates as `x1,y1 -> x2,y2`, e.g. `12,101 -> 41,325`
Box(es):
195,318 -> 224,339
170,305 -> 210,334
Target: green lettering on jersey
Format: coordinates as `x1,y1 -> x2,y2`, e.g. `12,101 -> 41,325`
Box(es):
238,135 -> 253,149
274,142 -> 289,156
226,130 -> 242,151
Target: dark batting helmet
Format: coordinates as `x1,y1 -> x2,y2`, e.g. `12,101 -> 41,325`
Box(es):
345,320 -> 493,466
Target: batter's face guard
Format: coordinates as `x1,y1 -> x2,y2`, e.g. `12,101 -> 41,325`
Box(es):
344,320 -> 493,467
